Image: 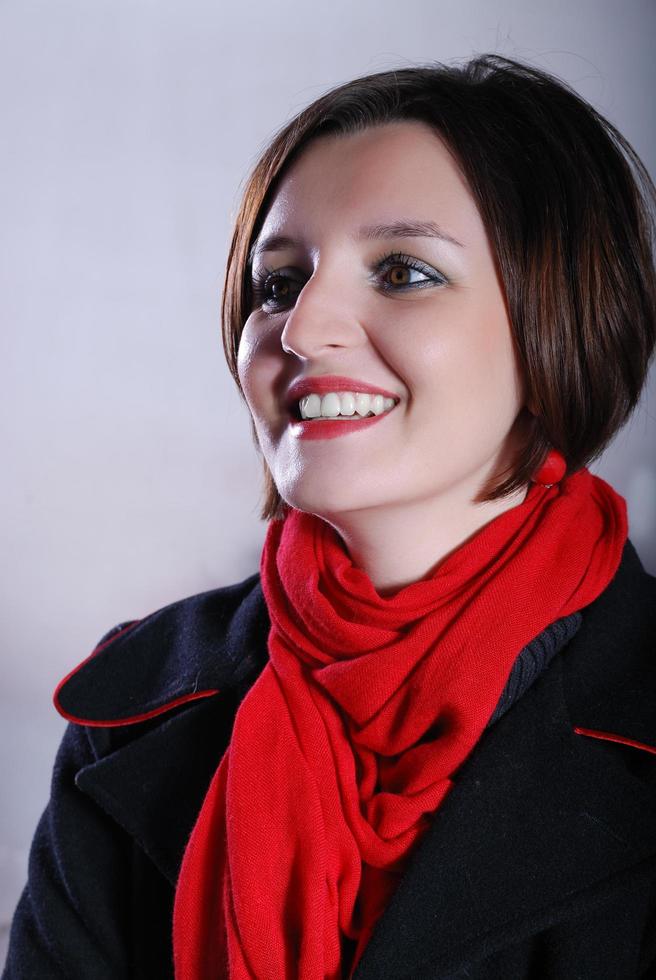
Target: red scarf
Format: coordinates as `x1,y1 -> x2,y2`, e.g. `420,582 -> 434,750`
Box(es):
172,468 -> 627,979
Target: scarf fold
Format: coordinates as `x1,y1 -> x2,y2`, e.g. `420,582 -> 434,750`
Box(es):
173,468 -> 628,979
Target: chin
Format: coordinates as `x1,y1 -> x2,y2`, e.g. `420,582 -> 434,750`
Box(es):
279,484 -> 392,521
278,485 -> 351,518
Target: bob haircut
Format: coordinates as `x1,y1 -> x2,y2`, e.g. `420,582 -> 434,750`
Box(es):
221,54 -> 656,522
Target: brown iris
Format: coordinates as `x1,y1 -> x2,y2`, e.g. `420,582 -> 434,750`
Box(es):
388,265 -> 411,286
270,279 -> 290,301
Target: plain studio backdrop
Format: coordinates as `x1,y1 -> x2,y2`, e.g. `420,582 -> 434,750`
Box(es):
1,0 -> 654,961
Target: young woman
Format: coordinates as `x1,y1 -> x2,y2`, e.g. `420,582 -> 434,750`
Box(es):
4,54 -> 656,980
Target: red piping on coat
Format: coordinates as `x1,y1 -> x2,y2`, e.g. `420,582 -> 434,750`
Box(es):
573,726 -> 656,756
52,619 -> 220,728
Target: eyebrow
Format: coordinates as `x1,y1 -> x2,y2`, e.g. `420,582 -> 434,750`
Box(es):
248,219 -> 464,265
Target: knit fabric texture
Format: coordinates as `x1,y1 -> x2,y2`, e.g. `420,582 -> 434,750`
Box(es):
487,611 -> 583,727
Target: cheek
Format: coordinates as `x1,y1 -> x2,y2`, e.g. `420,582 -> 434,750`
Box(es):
479,326 -> 524,412
236,321 -> 253,389
404,316 -> 522,443
236,320 -> 288,440
237,322 -> 268,410
441,291 -> 520,397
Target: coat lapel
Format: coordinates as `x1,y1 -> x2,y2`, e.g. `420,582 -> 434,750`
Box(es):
65,572 -> 272,887
74,693 -> 239,887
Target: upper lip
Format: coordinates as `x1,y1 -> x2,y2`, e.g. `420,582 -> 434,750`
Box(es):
285,375 -> 400,412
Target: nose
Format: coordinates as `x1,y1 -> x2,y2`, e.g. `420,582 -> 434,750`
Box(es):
279,271 -> 366,359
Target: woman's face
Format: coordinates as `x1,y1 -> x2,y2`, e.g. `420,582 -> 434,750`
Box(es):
237,120 -> 528,520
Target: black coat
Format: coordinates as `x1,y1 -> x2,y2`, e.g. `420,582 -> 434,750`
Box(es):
4,538 -> 656,979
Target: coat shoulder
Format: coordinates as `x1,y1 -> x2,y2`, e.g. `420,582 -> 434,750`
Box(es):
562,538 -> 656,691
52,569 -> 271,753
560,538 -> 656,765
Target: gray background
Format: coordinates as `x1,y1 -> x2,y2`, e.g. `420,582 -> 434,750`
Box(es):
2,0 -> 655,960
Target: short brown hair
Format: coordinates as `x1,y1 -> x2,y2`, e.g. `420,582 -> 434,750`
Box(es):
221,54 -> 656,522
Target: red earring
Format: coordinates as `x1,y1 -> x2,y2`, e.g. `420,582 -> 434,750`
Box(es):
531,448 -> 567,487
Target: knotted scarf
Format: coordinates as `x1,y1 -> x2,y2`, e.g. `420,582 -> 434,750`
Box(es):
173,468 -> 628,979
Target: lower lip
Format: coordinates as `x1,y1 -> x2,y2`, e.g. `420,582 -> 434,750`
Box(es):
289,410 -> 394,440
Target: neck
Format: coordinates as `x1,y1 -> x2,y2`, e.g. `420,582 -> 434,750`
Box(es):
318,478 -> 531,597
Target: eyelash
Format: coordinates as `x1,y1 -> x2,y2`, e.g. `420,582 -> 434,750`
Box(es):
249,250 -> 448,311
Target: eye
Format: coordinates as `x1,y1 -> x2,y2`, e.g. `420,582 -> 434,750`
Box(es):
373,251 -> 448,293
248,251 -> 448,312
249,266 -> 305,311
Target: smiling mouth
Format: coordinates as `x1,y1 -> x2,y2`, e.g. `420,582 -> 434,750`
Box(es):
293,391 -> 397,421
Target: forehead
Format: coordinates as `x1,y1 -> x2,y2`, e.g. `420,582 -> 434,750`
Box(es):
255,121 -> 482,249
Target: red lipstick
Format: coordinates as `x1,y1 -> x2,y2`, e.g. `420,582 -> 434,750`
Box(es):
285,375 -> 399,412
290,413 -> 394,440
284,375 -> 399,441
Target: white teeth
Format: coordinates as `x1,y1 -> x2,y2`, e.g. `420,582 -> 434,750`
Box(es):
339,392 -> 356,416
371,394 -> 384,415
298,391 -> 396,420
300,393 -> 321,418
321,393 -> 341,417
354,393 -> 371,416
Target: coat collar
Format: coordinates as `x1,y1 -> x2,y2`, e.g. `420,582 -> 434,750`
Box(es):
54,570 -> 270,727
63,540 -> 656,978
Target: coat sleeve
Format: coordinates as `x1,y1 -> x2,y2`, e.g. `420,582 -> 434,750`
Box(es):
2,721 -> 135,979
